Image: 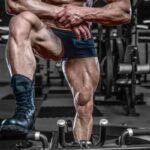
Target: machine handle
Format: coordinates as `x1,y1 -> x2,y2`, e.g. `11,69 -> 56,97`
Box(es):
26,131 -> 49,150
93,118 -> 109,147
119,128 -> 150,147
57,119 -> 74,147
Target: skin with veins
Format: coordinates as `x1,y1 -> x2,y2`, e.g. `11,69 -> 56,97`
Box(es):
5,0 -> 90,39
57,0 -> 131,27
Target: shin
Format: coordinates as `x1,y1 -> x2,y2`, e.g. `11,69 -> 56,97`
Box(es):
1,12 -> 38,133
6,12 -> 37,80
73,87 -> 94,143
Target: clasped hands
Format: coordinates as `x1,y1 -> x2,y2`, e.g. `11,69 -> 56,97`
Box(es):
56,5 -> 90,40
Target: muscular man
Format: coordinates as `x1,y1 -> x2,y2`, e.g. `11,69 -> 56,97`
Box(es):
2,0 -> 131,145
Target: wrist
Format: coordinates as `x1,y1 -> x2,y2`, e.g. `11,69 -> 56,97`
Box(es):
50,6 -> 63,18
82,7 -> 98,22
79,7 -> 88,19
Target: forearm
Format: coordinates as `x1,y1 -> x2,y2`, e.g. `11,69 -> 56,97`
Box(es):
5,0 -> 63,19
81,0 -> 131,26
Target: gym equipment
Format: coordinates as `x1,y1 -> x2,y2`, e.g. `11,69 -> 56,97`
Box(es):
95,23 -> 126,98
35,58 -> 44,98
98,27 -> 115,98
0,130 -> 49,150
116,45 -> 150,116
115,0 -> 150,115
55,61 -> 65,86
0,44 -> 11,85
51,119 -> 150,150
138,0 -> 150,26
104,28 -> 113,98
95,0 -> 150,116
45,60 -> 66,87
137,23 -> 150,83
119,128 -> 150,147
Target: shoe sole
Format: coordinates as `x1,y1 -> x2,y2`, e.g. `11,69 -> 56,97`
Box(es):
0,125 -> 30,139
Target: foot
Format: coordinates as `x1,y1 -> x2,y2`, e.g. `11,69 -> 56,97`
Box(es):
1,114 -> 34,137
79,140 -> 92,148
0,74 -> 35,138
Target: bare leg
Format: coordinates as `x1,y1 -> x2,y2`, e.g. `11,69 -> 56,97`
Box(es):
62,57 -> 100,143
1,11 -> 63,133
6,11 -> 63,79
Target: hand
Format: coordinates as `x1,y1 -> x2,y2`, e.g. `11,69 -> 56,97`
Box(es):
56,5 -> 84,28
72,23 -> 91,41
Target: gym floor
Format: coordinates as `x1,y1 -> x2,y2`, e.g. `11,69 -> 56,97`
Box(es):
0,56 -> 150,128
1,72 -> 150,149
1,81 -> 150,131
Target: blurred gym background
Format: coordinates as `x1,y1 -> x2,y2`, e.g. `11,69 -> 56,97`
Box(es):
0,0 -> 150,143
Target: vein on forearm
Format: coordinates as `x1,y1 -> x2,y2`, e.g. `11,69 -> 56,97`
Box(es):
82,1 -> 131,26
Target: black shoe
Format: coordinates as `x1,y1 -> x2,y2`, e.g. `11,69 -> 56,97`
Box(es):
1,74 -> 35,137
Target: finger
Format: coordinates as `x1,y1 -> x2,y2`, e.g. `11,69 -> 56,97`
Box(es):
57,10 -> 66,18
72,27 -> 81,40
65,23 -> 72,28
65,17 -> 82,28
58,15 -> 68,23
65,19 -> 79,28
64,17 -> 75,28
78,26 -> 88,40
63,19 -> 71,26
81,25 -> 91,39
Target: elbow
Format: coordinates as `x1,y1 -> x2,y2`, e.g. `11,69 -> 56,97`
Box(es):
5,0 -> 25,15
6,8 -> 18,15
122,13 -> 131,24
6,7 -> 14,15
118,8 -> 132,25
5,2 -> 17,15
120,0 -> 132,24
5,3 -> 12,14
121,5 -> 132,24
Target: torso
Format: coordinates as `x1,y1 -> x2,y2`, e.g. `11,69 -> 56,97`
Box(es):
41,0 -> 86,30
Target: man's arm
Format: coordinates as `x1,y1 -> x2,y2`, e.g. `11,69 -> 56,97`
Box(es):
83,0 -> 131,25
5,0 -> 91,40
5,0 -> 63,19
57,0 -> 131,27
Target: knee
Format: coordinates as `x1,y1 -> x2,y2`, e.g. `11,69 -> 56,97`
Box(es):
75,87 -> 94,117
75,87 -> 93,106
9,11 -> 34,40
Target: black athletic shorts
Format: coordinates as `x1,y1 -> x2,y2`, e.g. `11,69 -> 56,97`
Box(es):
51,27 -> 97,59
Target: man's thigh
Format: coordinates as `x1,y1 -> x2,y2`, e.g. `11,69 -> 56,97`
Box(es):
32,27 -> 64,60
13,11 -> 64,60
62,57 -> 100,95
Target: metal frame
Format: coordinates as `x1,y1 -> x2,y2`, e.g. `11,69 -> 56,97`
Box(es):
50,131 -> 150,150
